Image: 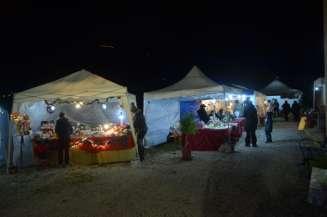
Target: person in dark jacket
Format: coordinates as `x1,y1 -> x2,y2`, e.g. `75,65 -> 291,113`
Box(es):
197,104 -> 209,124
215,108 -> 224,121
265,100 -> 273,143
243,99 -> 258,147
273,99 -> 280,117
291,101 -> 300,122
55,112 -> 73,166
131,103 -> 147,161
282,100 -> 291,121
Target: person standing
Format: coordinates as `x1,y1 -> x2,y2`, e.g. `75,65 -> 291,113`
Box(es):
282,100 -> 291,121
265,100 -> 273,143
55,112 -> 73,166
243,99 -> 258,147
291,101 -> 300,122
273,99 -> 280,117
131,103 -> 148,161
197,104 -> 210,124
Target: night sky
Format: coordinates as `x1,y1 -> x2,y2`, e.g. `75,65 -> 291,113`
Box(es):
0,1 -> 324,101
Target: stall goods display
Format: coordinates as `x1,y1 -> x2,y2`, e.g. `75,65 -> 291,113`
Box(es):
35,120 -> 56,139
10,112 -> 31,136
204,116 -> 229,129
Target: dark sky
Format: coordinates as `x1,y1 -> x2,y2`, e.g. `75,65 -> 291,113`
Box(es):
0,1 -> 324,97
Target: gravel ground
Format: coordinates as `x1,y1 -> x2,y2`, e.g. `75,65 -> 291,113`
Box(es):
0,122 -> 325,217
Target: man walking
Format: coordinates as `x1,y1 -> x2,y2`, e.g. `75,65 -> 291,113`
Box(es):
244,99 -> 258,147
55,112 -> 73,166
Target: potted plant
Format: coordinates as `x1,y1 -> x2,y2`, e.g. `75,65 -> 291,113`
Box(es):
180,114 -> 197,161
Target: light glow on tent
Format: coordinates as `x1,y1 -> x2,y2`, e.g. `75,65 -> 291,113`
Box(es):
75,103 -> 82,109
103,124 -> 110,130
102,103 -> 107,110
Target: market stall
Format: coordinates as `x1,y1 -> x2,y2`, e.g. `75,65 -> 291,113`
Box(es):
143,65 -> 244,147
8,69 -> 137,167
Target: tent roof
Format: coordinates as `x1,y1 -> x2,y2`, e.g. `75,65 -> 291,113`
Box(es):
231,84 -> 266,97
14,69 -> 128,103
144,65 -> 241,100
260,79 -> 302,98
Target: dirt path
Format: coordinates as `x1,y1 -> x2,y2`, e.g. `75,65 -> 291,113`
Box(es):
0,122 -> 324,217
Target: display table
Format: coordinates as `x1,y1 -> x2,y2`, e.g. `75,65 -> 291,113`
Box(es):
32,134 -> 136,165
187,128 -> 229,151
187,119 -> 245,151
70,134 -> 136,165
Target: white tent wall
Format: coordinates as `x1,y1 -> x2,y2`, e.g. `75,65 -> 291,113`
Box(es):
144,99 -> 180,147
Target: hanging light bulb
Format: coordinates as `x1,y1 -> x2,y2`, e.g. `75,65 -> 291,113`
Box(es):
102,103 -> 107,110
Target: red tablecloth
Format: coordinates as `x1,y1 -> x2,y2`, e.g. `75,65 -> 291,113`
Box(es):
187,128 -> 229,151
187,118 -> 245,151
32,134 -> 135,155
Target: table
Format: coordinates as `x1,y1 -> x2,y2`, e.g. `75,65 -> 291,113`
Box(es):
32,134 -> 136,165
187,119 -> 244,151
187,128 -> 229,151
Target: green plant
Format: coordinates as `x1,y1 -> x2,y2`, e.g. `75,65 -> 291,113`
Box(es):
180,114 -> 197,135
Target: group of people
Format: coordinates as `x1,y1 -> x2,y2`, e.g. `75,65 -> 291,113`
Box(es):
243,98 -> 302,147
54,103 -> 148,166
197,104 -> 227,124
271,99 -> 301,122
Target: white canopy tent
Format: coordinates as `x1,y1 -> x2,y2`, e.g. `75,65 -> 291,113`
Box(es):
8,69 -> 137,168
143,65 -> 243,147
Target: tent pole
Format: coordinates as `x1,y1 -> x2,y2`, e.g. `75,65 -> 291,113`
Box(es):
122,94 -> 138,160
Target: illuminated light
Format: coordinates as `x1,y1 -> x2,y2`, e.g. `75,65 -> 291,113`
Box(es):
102,103 -> 107,110
75,103 -> 81,109
229,102 -> 233,107
119,111 -> 124,125
103,124 -> 109,130
46,104 -> 56,113
315,87 -> 319,91
79,101 -> 84,105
